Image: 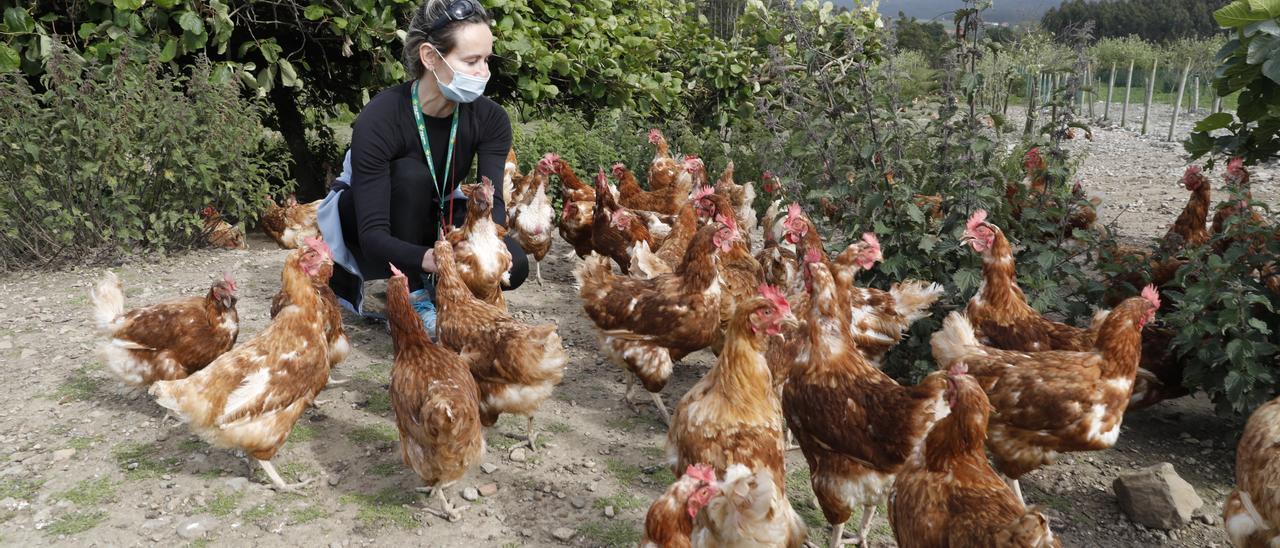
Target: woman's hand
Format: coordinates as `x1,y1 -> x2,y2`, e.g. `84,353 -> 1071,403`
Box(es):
421,248 -> 437,273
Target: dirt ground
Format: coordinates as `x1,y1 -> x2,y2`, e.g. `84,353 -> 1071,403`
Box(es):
0,104 -> 1275,547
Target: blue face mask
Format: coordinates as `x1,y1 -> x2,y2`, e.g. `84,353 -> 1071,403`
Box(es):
433,48 -> 488,103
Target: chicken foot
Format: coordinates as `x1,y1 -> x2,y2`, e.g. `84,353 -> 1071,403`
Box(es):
534,259 -> 543,286
827,505 -> 876,548
650,392 -> 672,426
416,486 -> 468,522
622,378 -> 671,425
513,416 -> 540,451
259,459 -> 313,492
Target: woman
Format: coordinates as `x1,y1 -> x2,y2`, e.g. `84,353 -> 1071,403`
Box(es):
319,0 -> 528,330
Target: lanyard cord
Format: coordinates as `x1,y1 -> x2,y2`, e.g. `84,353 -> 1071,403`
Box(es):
411,81 -> 460,289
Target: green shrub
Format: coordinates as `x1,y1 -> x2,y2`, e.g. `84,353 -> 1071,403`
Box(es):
0,46 -> 281,270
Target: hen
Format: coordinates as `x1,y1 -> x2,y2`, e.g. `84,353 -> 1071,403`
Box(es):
91,271 -> 238,386
507,164 -> 555,285
667,287 -> 796,480
783,259 -> 950,547
614,161 -> 690,215
385,263 -> 484,522
713,161 -> 758,249
692,464 -> 808,548
200,206 -> 247,249
756,199 -> 799,291
575,221 -> 737,424
1010,147 -> 1098,235
150,238 -> 334,491
548,153 -> 596,204
261,195 -> 321,249
693,192 -> 766,355
629,185 -> 704,279
269,253 -> 350,370
591,169 -> 657,275
643,463 -> 720,548
889,365 -> 1061,548
1105,165 -> 1211,304
647,128 -> 687,192
559,199 -> 596,259
502,148 -> 520,206
1223,394 -> 1280,547
929,287 -> 1161,503
446,177 -> 512,310
433,239 -> 567,450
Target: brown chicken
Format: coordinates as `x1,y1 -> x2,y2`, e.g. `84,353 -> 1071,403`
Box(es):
1010,147 -> 1099,236
614,161 -> 689,215
1223,394 -> 1280,547
91,271 -> 238,387
559,199 -> 596,259
889,366 -> 1061,548
643,464 -> 720,548
502,148 -> 520,206
1105,165 -> 1211,303
575,221 -> 737,424
261,195 -> 321,249
667,287 -> 797,481
385,263 -> 484,522
1213,157 -> 1271,253
150,239 -> 334,491
647,128 -> 686,192
692,464 -> 808,547
446,177 -> 512,310
591,169 -> 656,275
930,287 -> 1161,503
507,166 -> 555,285
199,206 -> 247,249
432,239 -> 567,449
783,259 -> 950,547
757,199 -> 799,291
694,193 -> 766,356
1164,164 -> 1213,251
269,259 -> 350,371
629,186 -> 704,279
547,153 -> 595,204
713,161 -> 758,248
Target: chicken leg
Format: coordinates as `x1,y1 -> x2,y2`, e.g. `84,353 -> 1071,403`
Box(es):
514,416 -> 539,451
417,485 -> 468,522
650,392 -> 672,426
535,260 -> 544,286
259,459 -> 313,492
856,505 -> 876,547
1006,476 -> 1024,506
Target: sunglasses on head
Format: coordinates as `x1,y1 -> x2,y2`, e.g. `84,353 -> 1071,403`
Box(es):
430,0 -> 479,33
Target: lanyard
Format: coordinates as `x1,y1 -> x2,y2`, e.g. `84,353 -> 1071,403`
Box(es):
411,80 -> 459,226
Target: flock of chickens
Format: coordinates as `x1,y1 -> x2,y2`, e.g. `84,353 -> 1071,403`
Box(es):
82,129 -> 1277,548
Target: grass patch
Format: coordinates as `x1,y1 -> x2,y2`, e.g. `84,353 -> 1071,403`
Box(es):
649,467 -> 676,486
364,391 -> 392,414
606,414 -> 664,433
59,477 -> 115,506
347,424 -> 398,445
113,442 -> 179,478
68,436 -> 100,451
242,502 -> 277,523
187,539 -> 211,548
287,424 -> 318,443
203,490 -> 242,517
340,488 -> 417,530
353,362 -> 393,384
290,504 -> 328,525
0,477 -> 44,500
785,467 -> 827,542
277,462 -> 315,483
577,520 -> 640,546
54,366 -> 102,402
544,421 -> 571,434
592,492 -> 647,511
67,295 -> 88,306
605,458 -> 642,486
44,510 -> 106,536
368,461 -> 400,478
179,438 -> 206,453
196,468 -> 225,480
486,431 -> 519,451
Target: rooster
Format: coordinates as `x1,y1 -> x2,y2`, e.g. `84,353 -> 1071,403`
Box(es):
199,206 -> 247,249
385,263 -> 484,522
150,238 -> 334,491
91,271 -> 238,387
889,365 -> 1061,547
930,286 -> 1161,504
1223,394 -> 1280,547
446,177 -> 512,310
692,464 -> 808,547
575,221 -> 737,424
433,239 -> 567,450
260,195 -> 321,249
591,169 -> 656,275
507,165 -> 555,285
783,259 -> 950,547
643,464 -> 720,548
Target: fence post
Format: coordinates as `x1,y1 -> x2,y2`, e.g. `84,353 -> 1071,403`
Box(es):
1169,59 -> 1192,142
1087,63 -> 1096,118
1192,75 -> 1200,114
1142,59 -> 1158,135
1121,59 -> 1135,128
1025,71 -> 1037,135
1213,95 -> 1223,113
1104,61 -> 1117,121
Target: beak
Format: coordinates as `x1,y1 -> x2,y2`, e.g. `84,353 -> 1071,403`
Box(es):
957,235 -> 974,249
220,294 -> 236,309
780,312 -> 801,330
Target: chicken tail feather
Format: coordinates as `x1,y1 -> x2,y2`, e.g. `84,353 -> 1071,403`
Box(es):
930,311 -> 981,369
91,271 -> 126,333
573,253 -> 613,294
890,280 -> 945,324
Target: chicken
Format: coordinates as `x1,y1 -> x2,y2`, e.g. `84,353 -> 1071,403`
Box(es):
1163,164 -> 1213,252
269,252 -> 349,370
445,177 -> 512,310
432,239 -> 567,449
713,161 -> 758,249
91,271 -> 238,386
502,148 -> 520,206
1105,165 -> 1211,304
929,286 -> 1161,503
1223,394 -> 1280,547
756,199 -> 799,291
507,164 -> 555,285
548,153 -> 596,204
889,365 -> 1061,548
647,128 -> 687,192
961,210 -> 1096,352
692,464 -> 808,547
260,195 -> 321,249
614,161 -> 689,215
591,169 -> 656,275
575,221 -> 737,424
149,238 -> 334,491
629,188 -> 702,278
199,206 -> 247,249
783,259 -> 950,547
643,463 -> 720,548
1213,157 -> 1272,255
385,262 -> 484,522
688,189 -> 767,355
667,286 -> 797,480
558,200 -> 595,259
1009,147 -> 1098,235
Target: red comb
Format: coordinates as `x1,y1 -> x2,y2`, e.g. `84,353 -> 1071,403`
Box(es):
758,284 -> 790,312
693,186 -> 715,201
686,464 -> 715,483
966,210 -> 988,233
389,263 -> 404,278
1141,284 -> 1161,310
222,272 -> 237,292
861,232 -> 880,248
949,362 -> 968,376
596,168 -> 607,185
786,203 -> 802,220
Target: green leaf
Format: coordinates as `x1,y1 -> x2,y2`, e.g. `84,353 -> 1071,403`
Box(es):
177,11 -> 204,34
1216,1 -> 1273,29
1248,0 -> 1280,18
1194,112 -> 1235,132
303,4 -> 330,21
158,37 -> 178,62
155,0 -> 178,7
279,59 -> 300,88
113,0 -> 143,10
4,7 -> 36,33
1263,56 -> 1280,85
1248,317 -> 1273,334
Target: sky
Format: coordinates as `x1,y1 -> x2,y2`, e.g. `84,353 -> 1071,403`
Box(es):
832,0 -> 1066,24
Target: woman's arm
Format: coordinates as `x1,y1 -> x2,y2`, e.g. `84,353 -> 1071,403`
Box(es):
475,103 -> 513,225
349,102 -> 431,269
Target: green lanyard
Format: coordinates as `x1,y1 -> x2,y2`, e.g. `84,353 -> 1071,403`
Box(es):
411,80 -> 459,229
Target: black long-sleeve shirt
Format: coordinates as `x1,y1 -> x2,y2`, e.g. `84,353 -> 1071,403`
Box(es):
348,81 -> 511,268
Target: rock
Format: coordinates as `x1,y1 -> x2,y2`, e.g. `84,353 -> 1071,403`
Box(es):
478,483 -> 498,497
461,487 -> 480,502
224,477 -> 250,493
480,463 -> 499,475
552,527 -> 575,542
1113,462 -> 1204,530
571,497 -> 587,509
177,516 -> 219,540
1196,513 -> 1217,526
50,448 -> 75,463
510,448 -> 528,463
327,474 -> 341,487
604,505 -> 616,518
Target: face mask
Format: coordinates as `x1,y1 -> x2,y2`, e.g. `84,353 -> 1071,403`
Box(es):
433,48 -> 488,103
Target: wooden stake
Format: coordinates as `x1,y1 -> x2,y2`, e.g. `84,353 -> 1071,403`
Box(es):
1169,59 -> 1192,141
1105,61 -> 1117,121
1121,59 -> 1135,128
1192,75 -> 1200,114
1142,59 -> 1158,135
1025,70 -> 1038,136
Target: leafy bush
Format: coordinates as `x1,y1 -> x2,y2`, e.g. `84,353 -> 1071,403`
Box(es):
0,47 -> 280,270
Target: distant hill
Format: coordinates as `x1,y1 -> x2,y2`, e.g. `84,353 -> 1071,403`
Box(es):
832,0 -> 1067,24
